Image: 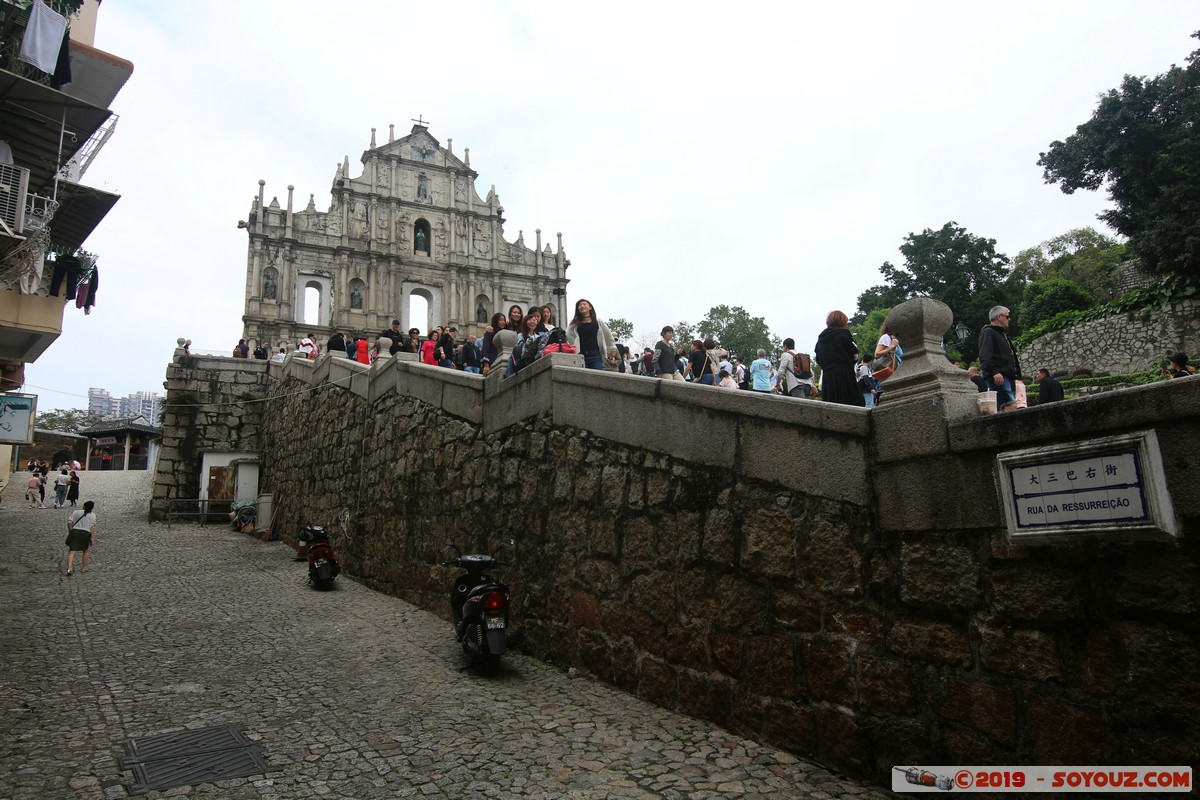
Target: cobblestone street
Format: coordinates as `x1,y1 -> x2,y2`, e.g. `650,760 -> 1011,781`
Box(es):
0,470 -> 889,799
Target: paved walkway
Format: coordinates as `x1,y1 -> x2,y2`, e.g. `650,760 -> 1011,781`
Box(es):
0,470 -> 889,799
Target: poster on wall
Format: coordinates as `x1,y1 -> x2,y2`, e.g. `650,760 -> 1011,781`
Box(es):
0,393 -> 37,444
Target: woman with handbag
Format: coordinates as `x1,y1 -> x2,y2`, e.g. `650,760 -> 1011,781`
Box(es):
871,324 -> 901,382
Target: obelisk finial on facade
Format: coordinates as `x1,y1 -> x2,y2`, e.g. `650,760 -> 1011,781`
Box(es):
370,127 -> 376,148
286,185 -> 294,237
388,123 -> 394,143
256,179 -> 265,234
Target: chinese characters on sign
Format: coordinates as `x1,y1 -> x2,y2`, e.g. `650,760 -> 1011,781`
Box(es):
996,431 -> 1178,542
1010,451 -> 1146,528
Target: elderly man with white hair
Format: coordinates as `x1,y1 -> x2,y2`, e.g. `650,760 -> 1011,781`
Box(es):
978,305 -> 1022,411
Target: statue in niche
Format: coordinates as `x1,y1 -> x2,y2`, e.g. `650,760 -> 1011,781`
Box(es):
350,203 -> 367,238
350,286 -> 363,309
417,179 -> 428,202
455,217 -> 468,254
476,299 -> 488,323
415,228 -> 428,253
263,271 -> 276,300
473,220 -> 490,257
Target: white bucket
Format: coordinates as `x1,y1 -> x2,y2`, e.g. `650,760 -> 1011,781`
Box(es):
978,391 -> 998,415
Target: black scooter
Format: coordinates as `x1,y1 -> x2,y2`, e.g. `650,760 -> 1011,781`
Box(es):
443,541 -> 513,673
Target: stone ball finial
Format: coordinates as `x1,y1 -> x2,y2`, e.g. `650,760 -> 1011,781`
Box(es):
177,337 -> 186,347
258,179 -> 265,186
886,296 -> 953,361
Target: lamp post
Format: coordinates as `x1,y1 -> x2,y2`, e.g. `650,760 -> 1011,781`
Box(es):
954,321 -> 970,343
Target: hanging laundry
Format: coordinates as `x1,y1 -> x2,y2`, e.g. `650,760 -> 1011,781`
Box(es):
50,27 -> 72,89
76,266 -> 98,313
18,0 -> 68,75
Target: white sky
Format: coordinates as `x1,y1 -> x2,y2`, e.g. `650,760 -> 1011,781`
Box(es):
24,0 -> 1199,410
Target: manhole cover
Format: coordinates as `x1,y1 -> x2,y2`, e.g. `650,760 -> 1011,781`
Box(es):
117,724 -> 277,795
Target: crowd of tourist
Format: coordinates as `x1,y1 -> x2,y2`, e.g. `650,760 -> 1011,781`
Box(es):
229,301 -> 1195,408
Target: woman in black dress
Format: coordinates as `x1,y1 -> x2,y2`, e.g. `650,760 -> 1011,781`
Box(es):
814,310 -> 865,406
66,470 -> 81,507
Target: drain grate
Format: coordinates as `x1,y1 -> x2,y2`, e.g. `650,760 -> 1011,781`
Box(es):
117,724 -> 278,795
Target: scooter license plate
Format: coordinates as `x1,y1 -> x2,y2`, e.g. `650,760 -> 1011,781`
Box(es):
485,617 -> 505,630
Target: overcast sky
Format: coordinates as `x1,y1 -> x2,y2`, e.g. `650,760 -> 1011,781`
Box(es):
23,1 -> 1199,410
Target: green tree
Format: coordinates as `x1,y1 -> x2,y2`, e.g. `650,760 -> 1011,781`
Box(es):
855,222 -> 1017,361
1019,278 -> 1095,329
36,408 -> 104,434
606,317 -> 634,342
696,305 -> 779,361
1038,34 -> 1200,277
1012,227 -> 1127,302
671,320 -> 696,348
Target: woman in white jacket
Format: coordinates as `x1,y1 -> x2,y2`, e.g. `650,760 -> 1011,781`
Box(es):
566,298 -> 617,370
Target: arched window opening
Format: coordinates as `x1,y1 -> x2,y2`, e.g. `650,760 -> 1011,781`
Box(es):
414,219 -> 431,256
408,293 -> 430,333
303,284 -> 321,326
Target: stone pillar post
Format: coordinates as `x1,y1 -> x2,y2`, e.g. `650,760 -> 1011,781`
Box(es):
870,298 -> 982,531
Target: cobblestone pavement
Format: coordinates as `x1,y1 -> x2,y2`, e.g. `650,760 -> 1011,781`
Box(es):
0,470 -> 890,800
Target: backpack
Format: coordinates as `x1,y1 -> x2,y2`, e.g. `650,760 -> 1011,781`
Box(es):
793,352 -> 813,380
543,328 -> 577,354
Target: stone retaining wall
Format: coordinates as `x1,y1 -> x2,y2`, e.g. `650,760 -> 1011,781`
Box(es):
1017,298 -> 1200,375
155,300 -> 1200,785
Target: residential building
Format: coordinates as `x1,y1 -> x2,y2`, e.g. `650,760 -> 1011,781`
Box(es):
1,0 -> 133,475
88,387 -> 163,424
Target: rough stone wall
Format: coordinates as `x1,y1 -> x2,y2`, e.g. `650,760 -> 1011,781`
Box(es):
154,306 -> 1200,785
1018,298 -> 1200,375
151,351 -> 271,517
244,359 -> 1199,785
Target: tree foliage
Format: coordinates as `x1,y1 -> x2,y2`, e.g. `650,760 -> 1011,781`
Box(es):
696,305 -> 779,360
35,408 -> 104,434
848,307 -> 891,362
606,317 -> 635,342
1038,33 -> 1200,277
1012,227 -> 1126,303
855,221 -> 1017,361
1019,278 -> 1094,330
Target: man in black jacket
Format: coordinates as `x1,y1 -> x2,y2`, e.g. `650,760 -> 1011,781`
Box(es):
978,306 -> 1022,412
1036,369 -> 1064,404
380,319 -> 402,349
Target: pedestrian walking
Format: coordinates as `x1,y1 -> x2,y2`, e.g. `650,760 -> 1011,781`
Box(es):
52,468 -> 70,508
65,500 -> 97,576
67,470 -> 81,507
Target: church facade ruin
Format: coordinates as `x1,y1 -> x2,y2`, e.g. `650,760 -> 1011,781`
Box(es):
240,122 -> 570,347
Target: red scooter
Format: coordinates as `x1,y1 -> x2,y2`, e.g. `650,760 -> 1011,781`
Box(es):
302,524 -> 341,590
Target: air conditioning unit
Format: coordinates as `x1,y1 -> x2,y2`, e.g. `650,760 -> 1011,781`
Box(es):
0,162 -> 29,238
